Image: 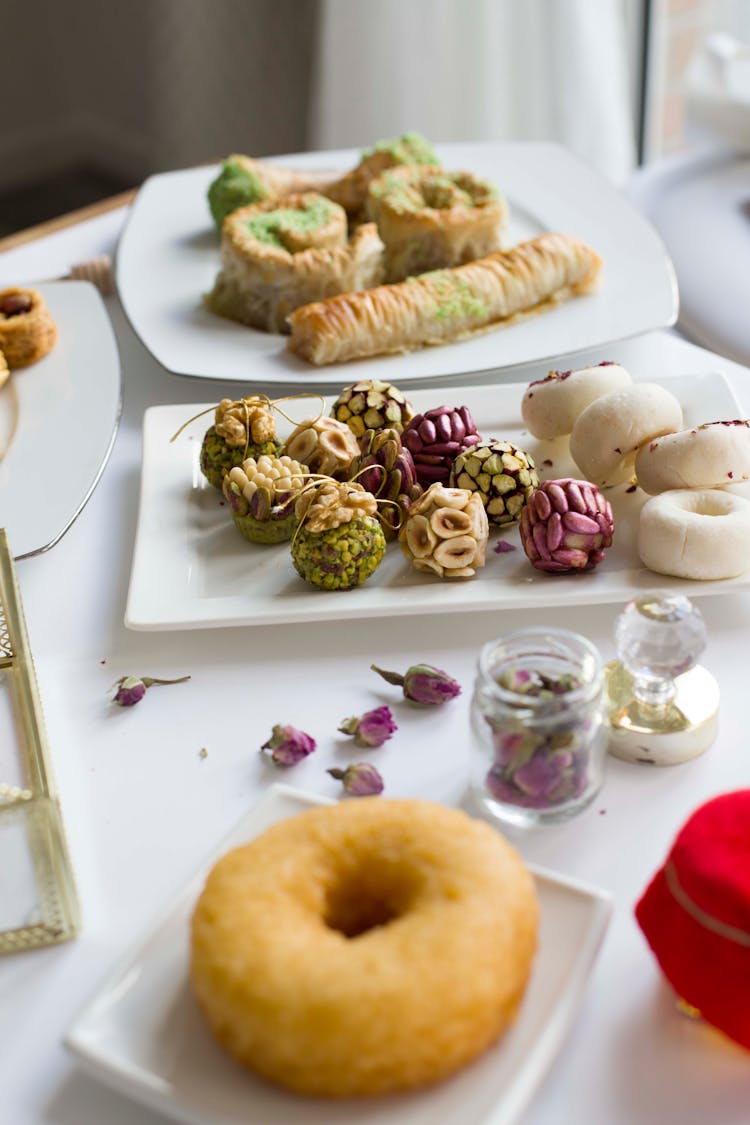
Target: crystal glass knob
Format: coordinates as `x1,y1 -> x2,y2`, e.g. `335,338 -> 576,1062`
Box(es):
614,593 -> 707,707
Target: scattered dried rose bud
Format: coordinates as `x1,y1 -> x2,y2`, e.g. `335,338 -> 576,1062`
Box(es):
371,662 -> 461,705
261,723 -> 316,767
338,705 -> 397,747
111,674 -> 191,707
327,763 -> 384,796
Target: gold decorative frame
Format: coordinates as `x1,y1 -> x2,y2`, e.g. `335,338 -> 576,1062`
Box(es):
0,528 -> 80,952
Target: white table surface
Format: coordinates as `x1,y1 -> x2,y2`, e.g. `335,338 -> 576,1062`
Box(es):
1,209 -> 750,1125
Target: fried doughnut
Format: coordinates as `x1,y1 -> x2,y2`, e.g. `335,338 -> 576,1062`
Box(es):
190,798 -> 538,1098
521,361 -> 632,440
634,420 -> 750,494
638,488 -> 750,579
0,287 -> 57,368
569,382 -> 683,487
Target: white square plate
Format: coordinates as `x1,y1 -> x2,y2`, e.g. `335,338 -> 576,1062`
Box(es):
125,372 -> 748,631
65,784 -> 612,1125
0,282 -> 121,559
115,141 -> 677,387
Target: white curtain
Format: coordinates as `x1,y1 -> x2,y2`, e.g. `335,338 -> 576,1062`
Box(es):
309,0 -> 636,183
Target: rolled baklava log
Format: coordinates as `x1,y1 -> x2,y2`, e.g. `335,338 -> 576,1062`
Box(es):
287,232 -> 602,365
0,288 -> 57,368
206,193 -> 385,333
367,166 -> 507,281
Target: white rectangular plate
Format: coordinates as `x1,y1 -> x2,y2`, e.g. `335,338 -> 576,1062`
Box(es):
0,282 -> 121,559
125,372 -> 748,631
65,784 -> 612,1125
115,141 -> 677,386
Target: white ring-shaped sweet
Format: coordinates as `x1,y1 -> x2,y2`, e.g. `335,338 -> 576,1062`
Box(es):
569,382 -> 683,487
638,488 -> 750,580
635,420 -> 750,495
521,362 -> 632,440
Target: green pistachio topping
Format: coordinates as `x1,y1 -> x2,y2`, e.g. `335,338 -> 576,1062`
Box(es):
363,131 -> 439,166
208,159 -> 270,227
245,196 -> 335,251
419,271 -> 489,321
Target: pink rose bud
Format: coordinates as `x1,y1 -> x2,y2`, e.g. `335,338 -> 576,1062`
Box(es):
327,763 -> 384,796
111,674 -> 190,707
261,724 -> 316,767
371,663 -> 461,705
338,705 -> 397,747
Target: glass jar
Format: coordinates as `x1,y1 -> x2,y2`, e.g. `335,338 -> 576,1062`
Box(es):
470,627 -> 607,828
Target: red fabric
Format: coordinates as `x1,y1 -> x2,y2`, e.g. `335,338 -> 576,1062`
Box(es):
635,790 -> 750,1050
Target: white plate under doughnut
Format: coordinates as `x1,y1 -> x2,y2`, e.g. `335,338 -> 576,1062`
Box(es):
65,784 -> 611,1125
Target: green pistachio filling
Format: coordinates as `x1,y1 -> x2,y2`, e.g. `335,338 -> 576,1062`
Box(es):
244,196 -> 335,251
363,131 -> 439,166
208,160 -> 270,227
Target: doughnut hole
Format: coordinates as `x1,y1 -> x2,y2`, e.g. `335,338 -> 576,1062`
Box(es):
323,854 -> 420,938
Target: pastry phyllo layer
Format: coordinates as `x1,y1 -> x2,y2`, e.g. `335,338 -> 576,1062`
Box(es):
206,193 -> 384,333
288,232 -> 602,365
367,166 -> 507,282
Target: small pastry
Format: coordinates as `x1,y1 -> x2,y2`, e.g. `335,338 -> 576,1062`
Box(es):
324,132 -> 439,218
519,478 -> 614,573
0,350 -> 9,390
287,233 -> 602,366
200,397 -> 280,489
206,193 -> 384,333
521,362 -> 632,440
282,415 -> 359,479
330,379 -> 414,437
569,383 -> 683,487
638,489 -> 750,580
402,405 -> 481,487
222,454 -> 308,543
450,440 -> 538,526
349,428 -> 422,540
367,166 -> 506,282
0,287 -> 57,368
399,483 -> 489,579
207,154 -> 336,228
292,479 -> 386,590
634,420 -> 750,494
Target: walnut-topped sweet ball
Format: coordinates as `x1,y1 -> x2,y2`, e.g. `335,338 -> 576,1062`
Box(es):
206,192 -> 384,333
0,287 -> 57,368
367,166 -> 507,282
291,479 -> 386,590
200,396 -> 281,489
